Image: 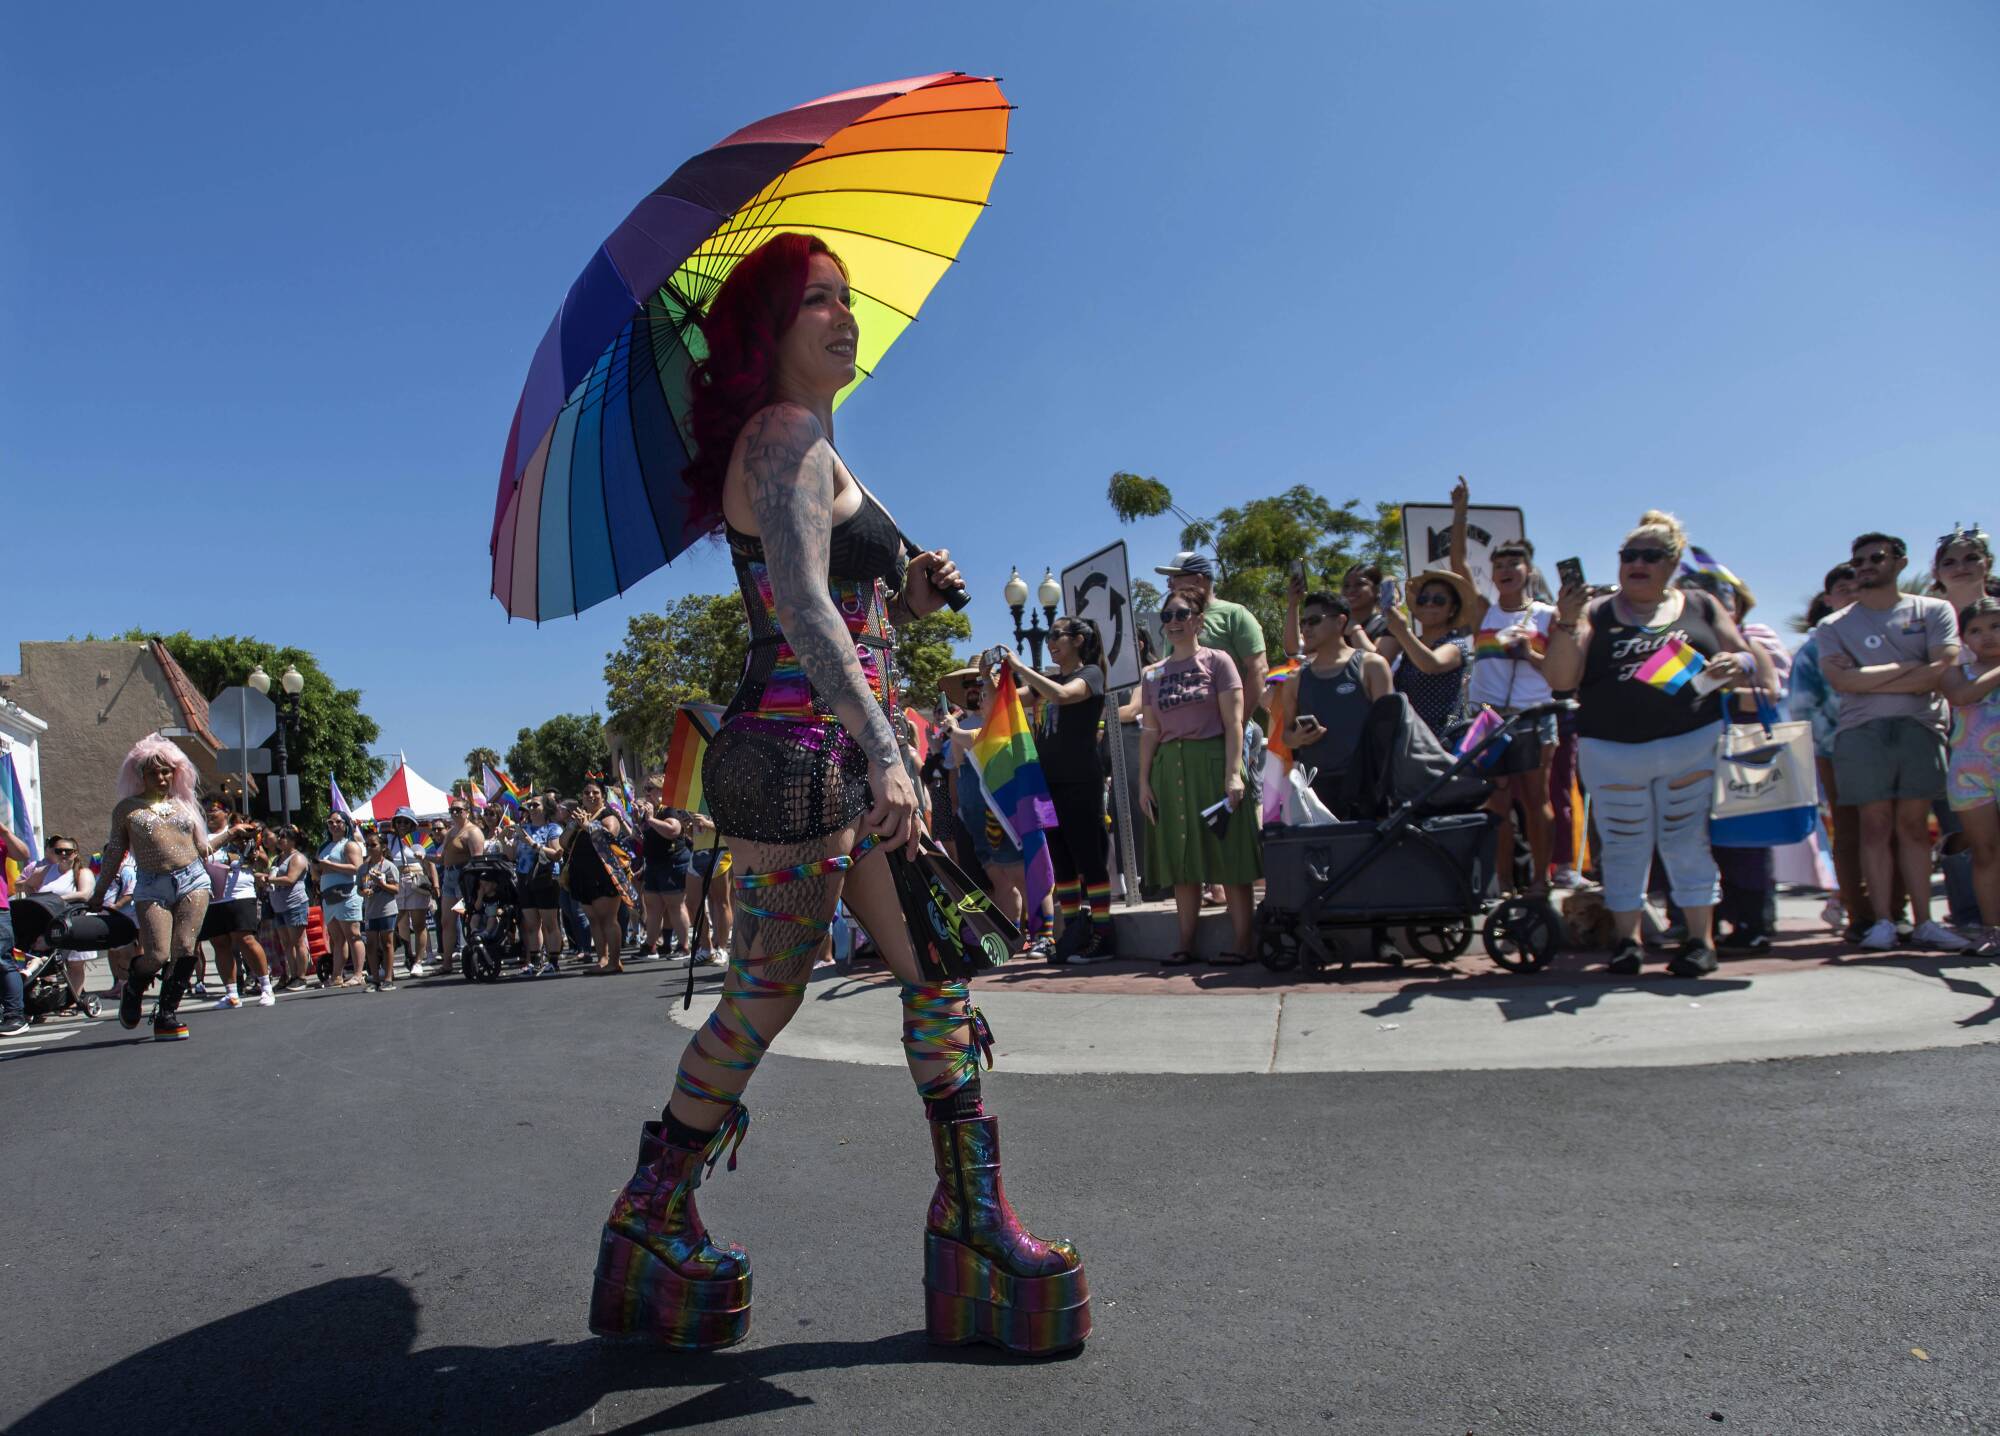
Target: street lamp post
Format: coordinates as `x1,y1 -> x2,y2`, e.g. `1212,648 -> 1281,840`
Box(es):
249,663 -> 305,827
1004,566 -> 1064,669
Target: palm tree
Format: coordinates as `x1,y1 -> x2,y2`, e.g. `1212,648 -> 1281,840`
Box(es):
464,746 -> 503,781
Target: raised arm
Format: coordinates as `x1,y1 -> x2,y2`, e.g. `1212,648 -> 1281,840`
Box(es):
1448,476 -> 1491,629
740,403 -> 916,850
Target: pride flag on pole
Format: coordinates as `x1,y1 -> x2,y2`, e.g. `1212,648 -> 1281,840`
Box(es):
482,764 -> 524,815
971,666 -> 1058,919
3,750 -> 40,893
330,774 -> 352,816
1633,639 -> 1706,695
661,705 -> 724,816
1679,545 -> 1743,591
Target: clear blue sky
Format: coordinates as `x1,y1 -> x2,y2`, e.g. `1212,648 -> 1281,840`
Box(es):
7,1 -> 1996,789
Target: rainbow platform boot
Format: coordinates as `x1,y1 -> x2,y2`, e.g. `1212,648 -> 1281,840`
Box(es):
924,1115 -> 1090,1355
588,1107 -> 752,1350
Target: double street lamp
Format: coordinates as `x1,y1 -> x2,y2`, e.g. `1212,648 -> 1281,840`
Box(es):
1003,566 -> 1064,670
247,662 -> 305,827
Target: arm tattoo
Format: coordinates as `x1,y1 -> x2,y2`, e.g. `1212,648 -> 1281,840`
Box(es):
741,405 -> 902,770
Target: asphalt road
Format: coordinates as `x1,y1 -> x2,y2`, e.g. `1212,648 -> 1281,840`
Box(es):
2,964 -> 1995,1435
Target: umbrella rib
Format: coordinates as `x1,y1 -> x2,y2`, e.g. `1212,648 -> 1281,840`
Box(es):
761,184 -> 991,209
788,146 -> 1011,174
839,102 -> 1017,129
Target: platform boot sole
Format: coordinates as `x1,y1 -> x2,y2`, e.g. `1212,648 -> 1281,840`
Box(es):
923,1232 -> 1090,1356
588,1229 -> 752,1350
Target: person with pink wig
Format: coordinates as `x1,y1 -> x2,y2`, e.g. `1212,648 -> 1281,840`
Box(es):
90,734 -> 227,1040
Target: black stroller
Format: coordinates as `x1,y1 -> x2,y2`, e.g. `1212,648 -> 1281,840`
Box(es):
10,892 -> 137,1020
458,855 -> 524,983
1257,696 -> 1571,978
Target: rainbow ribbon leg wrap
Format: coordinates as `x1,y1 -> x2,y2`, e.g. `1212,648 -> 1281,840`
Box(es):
590,1110 -> 754,1350
902,982 -> 1090,1356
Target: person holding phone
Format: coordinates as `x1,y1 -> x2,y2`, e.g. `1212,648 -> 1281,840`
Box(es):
1543,510 -> 1776,976
1377,568 -> 1480,741
1138,587 -> 1262,966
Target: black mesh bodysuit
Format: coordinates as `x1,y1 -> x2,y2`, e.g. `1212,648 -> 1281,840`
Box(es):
701,487 -> 907,844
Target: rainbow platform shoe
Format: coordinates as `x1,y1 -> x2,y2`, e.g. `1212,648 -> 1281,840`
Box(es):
924,1115 -> 1089,1356
588,1108 -> 752,1350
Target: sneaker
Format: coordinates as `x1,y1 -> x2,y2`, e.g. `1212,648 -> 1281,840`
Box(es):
191,981 -> 209,999
1549,866 -> 1585,890
379,980 -> 396,991
1970,928 -> 2000,958
1912,920 -> 1972,954
1820,899 -> 1846,932
1063,931 -> 1117,965
257,986 -> 276,1007
1606,940 -> 1644,976
705,946 -> 730,967
1667,942 -> 1719,978
1052,915 -> 1093,961
213,990 -> 242,1009
692,947 -> 710,965
635,942 -> 658,959
152,1011 -> 190,1041
1857,919 -> 1898,951
0,1013 -> 27,1038
1024,935 -> 1058,963
1718,926 -> 1772,955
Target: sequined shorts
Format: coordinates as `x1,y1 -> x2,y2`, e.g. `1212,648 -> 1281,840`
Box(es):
702,713 -> 872,845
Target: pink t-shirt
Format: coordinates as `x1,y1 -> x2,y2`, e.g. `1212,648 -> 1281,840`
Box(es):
1142,646 -> 1243,743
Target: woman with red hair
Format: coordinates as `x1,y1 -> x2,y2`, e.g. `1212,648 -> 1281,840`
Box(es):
589,234 -> 1089,1357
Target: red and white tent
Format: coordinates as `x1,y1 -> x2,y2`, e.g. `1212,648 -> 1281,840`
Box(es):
348,753 -> 455,822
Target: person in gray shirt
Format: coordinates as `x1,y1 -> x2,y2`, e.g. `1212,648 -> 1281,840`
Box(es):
1817,531 -> 1966,953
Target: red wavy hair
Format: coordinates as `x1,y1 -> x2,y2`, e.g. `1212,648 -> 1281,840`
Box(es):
683,232 -> 848,526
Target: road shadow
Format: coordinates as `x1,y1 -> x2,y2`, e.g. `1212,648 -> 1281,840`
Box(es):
1362,974 -> 1756,1022
1821,952 -> 2000,1029
7,1273 -> 1017,1436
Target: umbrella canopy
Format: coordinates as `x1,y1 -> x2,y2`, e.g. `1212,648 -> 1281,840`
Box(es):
490,71 -> 1012,622
349,755 -> 455,823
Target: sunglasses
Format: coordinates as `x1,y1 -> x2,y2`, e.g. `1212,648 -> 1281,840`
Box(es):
1852,551 -> 1894,566
1300,613 -> 1329,627
1413,591 -> 1451,606
52,847 -> 77,858
1618,547 -> 1670,564
1160,607 -> 1196,623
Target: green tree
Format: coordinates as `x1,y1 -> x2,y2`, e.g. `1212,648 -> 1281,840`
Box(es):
602,594 -> 747,768
124,630 -> 383,831
894,608 -> 974,710
1106,476 -> 1402,659
464,746 -> 503,782
506,713 -> 612,798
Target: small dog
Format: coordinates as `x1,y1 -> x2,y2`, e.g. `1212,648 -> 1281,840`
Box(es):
1560,886 -> 1617,951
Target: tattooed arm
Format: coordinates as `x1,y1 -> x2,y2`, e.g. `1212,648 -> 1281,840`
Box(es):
738,403 -> 919,851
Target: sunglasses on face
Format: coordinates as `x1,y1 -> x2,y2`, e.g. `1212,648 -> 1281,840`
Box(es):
1160,608 -> 1195,623
1300,613 -> 1329,627
1852,551 -> 1893,566
52,847 -> 77,858
1619,547 -> 1670,564
1413,591 -> 1451,606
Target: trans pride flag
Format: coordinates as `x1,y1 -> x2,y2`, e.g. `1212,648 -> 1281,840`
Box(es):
971,666 -> 1058,917
3,750 -> 40,894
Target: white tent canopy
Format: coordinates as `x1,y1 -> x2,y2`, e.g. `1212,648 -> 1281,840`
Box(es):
348,753 -> 455,822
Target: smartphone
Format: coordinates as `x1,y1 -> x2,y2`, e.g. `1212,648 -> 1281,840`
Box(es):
1556,557 -> 1586,592
1289,559 -> 1305,581
1379,577 -> 1401,610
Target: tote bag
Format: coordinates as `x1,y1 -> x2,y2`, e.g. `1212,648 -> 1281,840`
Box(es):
1710,698 -> 1817,848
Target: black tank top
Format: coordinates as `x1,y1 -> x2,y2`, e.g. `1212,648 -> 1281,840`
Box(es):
640,816 -> 684,866
1577,590 -> 1727,742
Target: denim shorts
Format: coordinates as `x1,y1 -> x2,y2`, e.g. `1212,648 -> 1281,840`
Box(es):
275,907 -> 310,929
321,887 -> 364,925
364,913 -> 398,934
134,860 -> 210,906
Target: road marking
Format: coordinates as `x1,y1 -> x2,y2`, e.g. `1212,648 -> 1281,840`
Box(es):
0,1022 -> 100,1058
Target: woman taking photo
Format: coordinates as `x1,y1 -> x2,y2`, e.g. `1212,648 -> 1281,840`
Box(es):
588,233 -> 1085,1358
313,812 -> 366,988
563,780 -> 636,975
1139,588 -> 1261,966
1376,568 -> 1479,740
1004,618 -> 1115,963
1544,510 -> 1776,977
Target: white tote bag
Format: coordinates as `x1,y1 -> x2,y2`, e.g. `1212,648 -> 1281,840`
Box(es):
1710,700 -> 1817,848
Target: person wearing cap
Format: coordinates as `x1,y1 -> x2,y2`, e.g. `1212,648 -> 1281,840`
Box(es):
1375,568 -> 1479,742
1155,551 -> 1267,700
387,808 -> 436,977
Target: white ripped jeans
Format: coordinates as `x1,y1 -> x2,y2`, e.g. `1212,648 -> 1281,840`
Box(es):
1577,722 -> 1723,912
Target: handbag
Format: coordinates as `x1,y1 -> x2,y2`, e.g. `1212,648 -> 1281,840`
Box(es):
1710,696 -> 1817,848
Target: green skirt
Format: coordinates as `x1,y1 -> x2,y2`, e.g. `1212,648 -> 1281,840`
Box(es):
1145,735 -> 1262,888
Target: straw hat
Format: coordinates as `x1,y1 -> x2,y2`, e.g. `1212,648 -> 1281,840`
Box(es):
1404,568 -> 1480,623
940,666 -> 986,711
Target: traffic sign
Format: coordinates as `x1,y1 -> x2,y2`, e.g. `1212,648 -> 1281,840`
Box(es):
210,686 -> 278,748
218,747 -> 273,774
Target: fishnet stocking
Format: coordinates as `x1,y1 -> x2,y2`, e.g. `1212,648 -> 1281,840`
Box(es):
135,892 -> 209,965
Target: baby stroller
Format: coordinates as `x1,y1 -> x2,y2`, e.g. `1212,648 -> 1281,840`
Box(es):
10,892 -> 137,1020
458,855 -> 524,984
1257,696 -> 1572,978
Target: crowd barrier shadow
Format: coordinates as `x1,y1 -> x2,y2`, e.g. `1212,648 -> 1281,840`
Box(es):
8,1273 -> 1002,1436
1362,974 -> 1756,1022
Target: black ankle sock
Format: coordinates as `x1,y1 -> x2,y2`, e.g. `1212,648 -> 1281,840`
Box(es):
661,1110 -> 718,1151
925,1076 -> 984,1123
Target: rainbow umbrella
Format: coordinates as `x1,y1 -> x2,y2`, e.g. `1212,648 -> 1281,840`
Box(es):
491,71 -> 1013,622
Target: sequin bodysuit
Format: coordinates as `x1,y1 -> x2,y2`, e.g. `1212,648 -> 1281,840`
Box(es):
701,487 -> 906,844
125,799 -> 204,875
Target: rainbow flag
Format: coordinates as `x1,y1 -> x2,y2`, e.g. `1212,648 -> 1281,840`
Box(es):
661,705 -> 724,816
1633,639 -> 1706,694
1265,659 -> 1300,685
1474,628 -> 1547,660
1679,545 -> 1742,591
971,666 -> 1058,918
3,750 -> 40,894
482,763 -> 524,815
